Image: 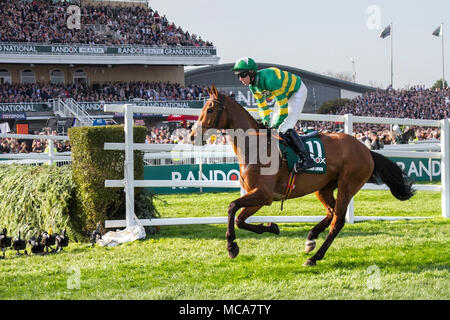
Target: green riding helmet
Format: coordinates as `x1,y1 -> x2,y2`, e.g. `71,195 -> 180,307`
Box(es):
232,57 -> 258,74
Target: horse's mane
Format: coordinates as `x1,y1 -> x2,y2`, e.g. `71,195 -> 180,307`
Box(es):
219,93 -> 264,130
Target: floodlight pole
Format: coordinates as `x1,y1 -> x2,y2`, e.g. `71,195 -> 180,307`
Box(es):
351,57 -> 356,83
441,23 -> 446,88
390,22 -> 393,88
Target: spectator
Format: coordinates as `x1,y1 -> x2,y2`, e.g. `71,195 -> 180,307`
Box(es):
9,140 -> 20,153
390,125 -> 408,144
19,141 -> 29,153
64,140 -> 71,152
0,139 -> 10,153
31,140 -> 45,153
55,141 -> 65,152
369,132 -> 384,150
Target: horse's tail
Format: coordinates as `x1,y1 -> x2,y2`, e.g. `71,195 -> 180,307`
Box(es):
368,151 -> 415,201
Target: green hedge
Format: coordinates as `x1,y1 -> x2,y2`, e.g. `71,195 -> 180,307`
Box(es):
68,125 -> 148,233
0,125 -> 160,242
0,164 -> 80,240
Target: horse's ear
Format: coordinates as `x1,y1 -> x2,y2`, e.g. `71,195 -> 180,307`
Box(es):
211,84 -> 219,97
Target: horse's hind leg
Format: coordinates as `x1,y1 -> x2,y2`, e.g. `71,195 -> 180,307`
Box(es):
303,192 -> 348,266
305,185 -> 336,253
304,176 -> 366,266
235,206 -> 280,235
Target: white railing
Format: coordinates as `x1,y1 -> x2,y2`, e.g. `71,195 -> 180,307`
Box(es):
0,133 -> 70,166
141,142 -> 442,166
1,137 -> 441,172
102,104 -> 449,229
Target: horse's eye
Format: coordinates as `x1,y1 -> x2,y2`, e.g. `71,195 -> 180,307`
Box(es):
207,109 -> 214,113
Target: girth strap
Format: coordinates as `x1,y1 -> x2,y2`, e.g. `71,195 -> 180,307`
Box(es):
281,169 -> 296,211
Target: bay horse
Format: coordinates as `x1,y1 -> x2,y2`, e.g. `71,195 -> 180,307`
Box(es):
192,85 -> 414,266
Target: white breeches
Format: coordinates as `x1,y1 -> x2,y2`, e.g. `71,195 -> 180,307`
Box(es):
273,82 -> 308,133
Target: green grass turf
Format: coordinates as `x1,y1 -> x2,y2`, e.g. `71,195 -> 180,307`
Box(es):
0,190 -> 448,300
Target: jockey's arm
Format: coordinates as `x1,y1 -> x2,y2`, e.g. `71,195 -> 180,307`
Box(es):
253,91 -> 271,126
261,73 -> 289,130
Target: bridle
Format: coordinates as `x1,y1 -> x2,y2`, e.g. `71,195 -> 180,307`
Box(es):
202,94 -> 225,129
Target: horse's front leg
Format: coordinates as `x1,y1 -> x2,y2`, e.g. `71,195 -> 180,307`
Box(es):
226,188 -> 272,259
226,201 -> 239,259
236,206 -> 280,235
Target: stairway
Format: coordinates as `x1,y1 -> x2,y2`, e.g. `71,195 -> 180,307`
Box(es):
49,98 -> 95,127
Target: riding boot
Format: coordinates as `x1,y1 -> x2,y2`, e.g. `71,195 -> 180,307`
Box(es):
282,129 -> 315,173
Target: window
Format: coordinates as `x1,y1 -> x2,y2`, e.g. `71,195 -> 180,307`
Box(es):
73,69 -> 88,85
21,69 -> 35,84
50,69 -> 65,84
0,69 -> 11,84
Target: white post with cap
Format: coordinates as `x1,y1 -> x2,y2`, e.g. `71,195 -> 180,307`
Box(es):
344,114 -> 355,224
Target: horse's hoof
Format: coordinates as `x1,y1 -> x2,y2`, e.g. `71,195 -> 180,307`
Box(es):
268,223 -> 280,235
305,240 -> 316,253
303,259 -> 316,267
228,242 -> 239,259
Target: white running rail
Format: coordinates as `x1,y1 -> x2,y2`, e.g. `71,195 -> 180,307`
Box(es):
103,104 -> 449,229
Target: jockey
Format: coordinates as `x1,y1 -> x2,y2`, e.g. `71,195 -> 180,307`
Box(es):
232,57 -> 315,172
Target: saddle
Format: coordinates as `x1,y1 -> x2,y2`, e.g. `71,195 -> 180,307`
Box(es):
298,130 -> 320,140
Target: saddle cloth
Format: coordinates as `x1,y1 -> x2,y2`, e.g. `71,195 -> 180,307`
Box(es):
279,131 -> 326,174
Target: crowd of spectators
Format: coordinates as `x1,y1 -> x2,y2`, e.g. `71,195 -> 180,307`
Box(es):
144,125 -> 231,145
0,81 -> 210,103
141,122 -> 441,150
319,86 -> 449,149
0,127 -> 70,155
0,0 -> 213,47
332,86 -> 449,121
141,86 -> 448,148
1,86 -> 447,154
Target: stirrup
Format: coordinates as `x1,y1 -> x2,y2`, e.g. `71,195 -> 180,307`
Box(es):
294,157 -> 315,173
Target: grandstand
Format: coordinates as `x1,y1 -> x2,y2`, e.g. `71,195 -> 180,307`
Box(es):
0,0 -> 218,133
185,63 -> 377,113
1,0 -> 446,139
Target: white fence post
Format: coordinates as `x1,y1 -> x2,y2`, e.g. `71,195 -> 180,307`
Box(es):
441,119 -> 450,218
124,104 -> 136,227
47,138 -> 54,166
344,113 -> 355,224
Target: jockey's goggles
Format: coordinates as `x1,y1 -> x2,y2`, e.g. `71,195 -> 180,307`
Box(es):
235,70 -> 250,78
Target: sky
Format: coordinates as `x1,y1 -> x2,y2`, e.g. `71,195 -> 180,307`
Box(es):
148,0 -> 449,89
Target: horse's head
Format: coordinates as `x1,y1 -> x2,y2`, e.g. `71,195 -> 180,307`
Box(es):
190,85 -> 229,144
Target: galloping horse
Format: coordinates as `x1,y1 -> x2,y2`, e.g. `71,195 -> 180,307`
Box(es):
192,85 -> 414,266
